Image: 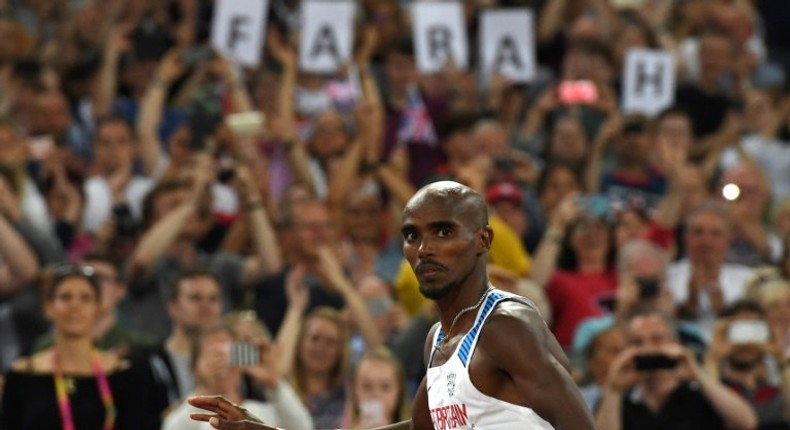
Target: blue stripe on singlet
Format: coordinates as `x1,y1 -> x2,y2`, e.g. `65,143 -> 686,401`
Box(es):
457,291 -> 505,367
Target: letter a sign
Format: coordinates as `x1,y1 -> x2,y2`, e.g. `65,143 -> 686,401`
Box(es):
299,0 -> 356,74
211,0 -> 269,67
622,48 -> 676,117
479,9 -> 536,83
411,2 -> 468,73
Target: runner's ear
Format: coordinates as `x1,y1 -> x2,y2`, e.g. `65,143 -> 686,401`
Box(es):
478,226 -> 493,253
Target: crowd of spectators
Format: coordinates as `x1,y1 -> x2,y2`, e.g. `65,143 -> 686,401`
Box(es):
1,0 -> 790,429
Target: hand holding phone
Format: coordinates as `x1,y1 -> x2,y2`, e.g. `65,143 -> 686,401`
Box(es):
634,353 -> 679,371
229,342 -> 261,367
359,399 -> 387,427
558,80 -> 598,105
727,320 -> 770,345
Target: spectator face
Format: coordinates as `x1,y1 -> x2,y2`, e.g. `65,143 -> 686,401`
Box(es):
32,93 -> 72,139
684,210 -> 731,267
744,91 -> 776,136
625,314 -> 679,385
344,191 -> 384,244
299,316 -> 343,376
539,166 -> 581,217
655,113 -> 692,158
94,120 -> 135,174
615,128 -> 652,166
195,329 -> 240,392
620,247 -> 675,314
353,357 -> 401,424
715,5 -> 753,45
384,52 -> 417,95
569,217 -> 610,262
586,328 -> 625,385
699,34 -> 733,83
45,276 -> 100,338
443,129 -> 477,164
309,111 -> 349,163
168,276 -> 222,333
720,164 -> 769,219
473,123 -> 509,157
614,209 -> 649,250
626,314 -> 675,350
85,260 -> 126,316
548,116 -> 587,165
291,200 -> 333,261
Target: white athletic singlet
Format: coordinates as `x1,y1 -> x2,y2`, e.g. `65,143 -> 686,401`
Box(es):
426,288 -> 555,430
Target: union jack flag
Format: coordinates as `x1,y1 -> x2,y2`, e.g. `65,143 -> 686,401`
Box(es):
397,85 -> 438,147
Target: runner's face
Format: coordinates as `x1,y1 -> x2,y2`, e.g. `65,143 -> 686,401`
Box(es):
402,196 -> 489,300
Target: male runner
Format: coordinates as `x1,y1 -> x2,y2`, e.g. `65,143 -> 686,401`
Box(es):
189,181 -> 596,429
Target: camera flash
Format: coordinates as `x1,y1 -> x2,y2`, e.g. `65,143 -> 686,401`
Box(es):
722,183 -> 740,201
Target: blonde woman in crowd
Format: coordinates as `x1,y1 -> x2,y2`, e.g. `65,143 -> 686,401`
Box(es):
161,319 -> 312,430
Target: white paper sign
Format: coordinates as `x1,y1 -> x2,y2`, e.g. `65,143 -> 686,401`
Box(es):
299,0 -> 356,73
479,9 -> 536,83
622,48 -> 676,117
411,2 -> 468,73
210,0 -> 269,67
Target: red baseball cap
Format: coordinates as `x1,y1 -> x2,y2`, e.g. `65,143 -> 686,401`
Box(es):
485,182 -> 523,206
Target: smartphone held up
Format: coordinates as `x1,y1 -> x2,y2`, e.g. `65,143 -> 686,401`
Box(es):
229,342 -> 261,367
558,80 -> 598,105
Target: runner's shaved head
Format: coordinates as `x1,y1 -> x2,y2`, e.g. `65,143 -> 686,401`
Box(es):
404,181 -> 489,229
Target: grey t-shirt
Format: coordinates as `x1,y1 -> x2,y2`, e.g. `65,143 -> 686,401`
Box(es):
122,251 -> 245,340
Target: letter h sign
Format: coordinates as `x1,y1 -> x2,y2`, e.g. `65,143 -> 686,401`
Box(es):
622,48 -> 676,117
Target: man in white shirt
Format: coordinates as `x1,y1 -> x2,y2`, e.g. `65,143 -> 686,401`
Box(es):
666,201 -> 754,339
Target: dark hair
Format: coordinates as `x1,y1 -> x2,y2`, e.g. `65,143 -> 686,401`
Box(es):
535,161 -> 583,197
556,217 -> 617,272
617,11 -> 660,49
43,264 -> 102,301
383,36 -> 414,59
568,39 -> 614,68
437,111 -> 480,142
95,114 -> 136,141
168,269 -> 220,302
655,105 -> 691,126
141,179 -> 189,228
719,299 -> 765,318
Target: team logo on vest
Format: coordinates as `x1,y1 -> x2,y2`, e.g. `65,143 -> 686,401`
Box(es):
447,371 -> 456,397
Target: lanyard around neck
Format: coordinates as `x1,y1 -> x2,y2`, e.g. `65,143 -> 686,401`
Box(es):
53,348 -> 117,430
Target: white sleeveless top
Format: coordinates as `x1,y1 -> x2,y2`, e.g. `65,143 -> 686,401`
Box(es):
426,288 -> 554,430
